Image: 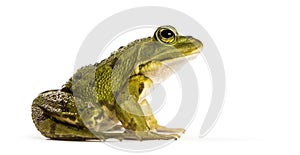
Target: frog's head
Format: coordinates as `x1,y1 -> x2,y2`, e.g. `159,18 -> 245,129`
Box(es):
152,25 -> 202,60
137,25 -> 203,63
135,25 -> 203,82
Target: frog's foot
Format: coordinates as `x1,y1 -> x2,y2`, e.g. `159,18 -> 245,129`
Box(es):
106,125 -> 124,131
90,132 -> 124,141
122,130 -> 180,140
156,125 -> 185,134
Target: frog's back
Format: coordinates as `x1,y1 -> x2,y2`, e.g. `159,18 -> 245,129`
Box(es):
64,53 -> 119,103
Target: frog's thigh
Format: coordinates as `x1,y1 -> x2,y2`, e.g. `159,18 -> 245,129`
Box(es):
32,90 -> 97,140
32,103 -> 97,140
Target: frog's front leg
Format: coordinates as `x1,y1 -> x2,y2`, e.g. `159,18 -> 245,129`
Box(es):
140,99 -> 185,134
115,74 -> 182,140
130,74 -> 185,133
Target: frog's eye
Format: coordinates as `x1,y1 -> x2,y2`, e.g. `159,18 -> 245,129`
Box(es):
155,27 -> 177,44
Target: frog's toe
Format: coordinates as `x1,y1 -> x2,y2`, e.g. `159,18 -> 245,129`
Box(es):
92,132 -> 125,141
146,132 -> 180,140
156,125 -> 185,134
122,130 -> 179,140
106,125 -> 124,132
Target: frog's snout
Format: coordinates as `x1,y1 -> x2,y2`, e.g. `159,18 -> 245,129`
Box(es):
187,36 -> 203,50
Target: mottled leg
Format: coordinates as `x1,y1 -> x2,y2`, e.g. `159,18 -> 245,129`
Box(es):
114,75 -> 182,140
31,90 -> 120,141
140,99 -> 185,133
32,103 -> 98,140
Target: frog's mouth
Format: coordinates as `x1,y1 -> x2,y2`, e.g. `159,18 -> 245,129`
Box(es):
146,51 -> 200,84
161,50 -> 199,72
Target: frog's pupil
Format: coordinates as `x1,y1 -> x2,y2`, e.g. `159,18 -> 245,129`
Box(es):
161,29 -> 174,38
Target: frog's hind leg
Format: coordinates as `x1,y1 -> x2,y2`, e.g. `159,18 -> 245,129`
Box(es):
31,90 -> 98,141
32,106 -> 97,140
32,103 -> 123,141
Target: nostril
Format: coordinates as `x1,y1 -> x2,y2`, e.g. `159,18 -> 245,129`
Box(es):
186,36 -> 194,40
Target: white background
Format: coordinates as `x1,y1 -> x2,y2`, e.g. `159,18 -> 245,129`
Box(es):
1,0 -> 300,154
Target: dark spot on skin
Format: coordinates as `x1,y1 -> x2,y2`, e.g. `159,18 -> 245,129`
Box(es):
59,100 -> 67,106
61,107 -> 69,112
129,118 -> 137,129
138,64 -> 145,71
98,101 -> 115,111
87,120 -> 94,126
89,80 -> 95,87
118,46 -> 124,50
36,115 -> 47,124
93,62 -> 100,67
94,102 -> 101,107
59,100 -> 69,112
105,104 -> 115,111
78,107 -> 84,112
109,57 -> 119,69
50,123 -> 56,134
138,83 -> 144,94
61,86 -> 72,94
73,72 -> 82,80
94,110 -> 104,120
68,115 -> 76,121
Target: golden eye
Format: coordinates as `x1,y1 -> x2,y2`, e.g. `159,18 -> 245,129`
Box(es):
156,28 -> 176,44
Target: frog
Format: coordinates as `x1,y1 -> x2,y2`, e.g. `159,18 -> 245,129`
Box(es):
31,25 -> 203,141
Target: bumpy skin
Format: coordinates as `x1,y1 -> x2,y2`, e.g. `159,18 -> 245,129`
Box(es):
32,26 -> 203,141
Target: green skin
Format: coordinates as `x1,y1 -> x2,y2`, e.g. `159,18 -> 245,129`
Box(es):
31,26 -> 203,141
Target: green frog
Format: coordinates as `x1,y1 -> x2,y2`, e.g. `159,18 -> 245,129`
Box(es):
31,25 -> 203,141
